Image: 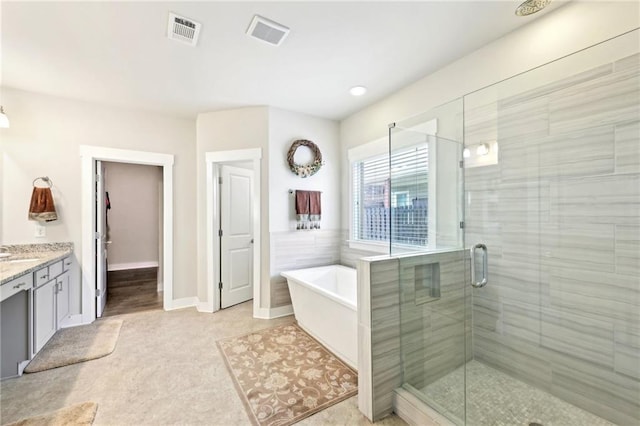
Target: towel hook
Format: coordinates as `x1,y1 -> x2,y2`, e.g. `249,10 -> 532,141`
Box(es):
32,176 -> 53,188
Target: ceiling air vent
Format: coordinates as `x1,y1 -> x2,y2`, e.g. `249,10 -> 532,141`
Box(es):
167,12 -> 201,46
246,15 -> 289,46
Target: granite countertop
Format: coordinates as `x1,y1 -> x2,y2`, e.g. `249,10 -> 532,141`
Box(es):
0,243 -> 74,285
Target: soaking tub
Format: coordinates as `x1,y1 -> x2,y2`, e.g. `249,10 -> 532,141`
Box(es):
281,265 -> 357,370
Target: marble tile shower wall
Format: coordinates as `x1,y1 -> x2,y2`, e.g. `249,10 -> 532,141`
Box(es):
399,251 -> 471,389
357,256 -> 402,422
464,53 -> 639,425
270,230 -> 341,307
358,250 -> 470,422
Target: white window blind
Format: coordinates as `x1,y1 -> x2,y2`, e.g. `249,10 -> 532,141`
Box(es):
352,143 -> 430,247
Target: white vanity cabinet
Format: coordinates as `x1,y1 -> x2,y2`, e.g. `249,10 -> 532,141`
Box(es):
32,257 -> 72,353
0,275 -> 33,378
0,247 -> 75,379
56,271 -> 70,324
34,278 -> 57,353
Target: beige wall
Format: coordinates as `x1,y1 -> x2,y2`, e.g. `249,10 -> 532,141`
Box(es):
195,107 -> 270,307
0,88 -> 197,313
196,106 -> 341,311
268,107 -> 341,308
268,107 -> 340,232
339,0 -> 640,228
103,161 -> 162,269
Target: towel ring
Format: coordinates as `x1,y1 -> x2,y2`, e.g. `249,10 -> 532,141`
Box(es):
33,176 -> 53,188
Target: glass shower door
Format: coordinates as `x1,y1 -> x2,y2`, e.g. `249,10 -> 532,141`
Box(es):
392,123 -> 468,425
462,30 -> 640,426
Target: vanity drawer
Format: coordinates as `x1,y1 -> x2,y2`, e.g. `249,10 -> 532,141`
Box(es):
1,274 -> 34,302
34,267 -> 50,287
62,256 -> 72,272
48,261 -> 63,279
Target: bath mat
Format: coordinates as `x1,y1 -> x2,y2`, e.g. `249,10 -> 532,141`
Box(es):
217,323 -> 358,426
5,402 -> 98,426
25,320 -> 122,373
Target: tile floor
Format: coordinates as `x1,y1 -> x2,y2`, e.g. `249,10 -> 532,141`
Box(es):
419,360 -> 613,426
0,301 -> 406,425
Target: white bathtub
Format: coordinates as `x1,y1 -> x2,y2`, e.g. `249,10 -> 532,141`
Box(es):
281,265 -> 357,370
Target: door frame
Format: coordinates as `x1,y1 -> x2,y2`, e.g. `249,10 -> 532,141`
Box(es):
205,148 -> 261,316
80,145 -> 174,323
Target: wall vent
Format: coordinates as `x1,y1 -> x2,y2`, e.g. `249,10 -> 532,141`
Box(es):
167,12 -> 201,46
246,15 -> 289,46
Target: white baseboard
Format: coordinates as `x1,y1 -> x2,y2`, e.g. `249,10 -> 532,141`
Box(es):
197,301 -> 214,313
253,307 -> 270,319
166,296 -> 198,311
270,304 -> 294,318
18,360 -> 30,376
108,261 -> 159,271
254,304 -> 294,319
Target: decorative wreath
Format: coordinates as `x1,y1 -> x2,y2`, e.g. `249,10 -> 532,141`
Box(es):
287,139 -> 324,178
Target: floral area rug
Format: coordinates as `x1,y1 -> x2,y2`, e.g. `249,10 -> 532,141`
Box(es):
217,323 -> 358,426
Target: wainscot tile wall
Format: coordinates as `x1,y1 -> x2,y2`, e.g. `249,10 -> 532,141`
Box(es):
357,249 -> 469,422
464,52 -> 640,425
269,229 -> 341,308
398,250 -> 471,393
357,255 -> 400,422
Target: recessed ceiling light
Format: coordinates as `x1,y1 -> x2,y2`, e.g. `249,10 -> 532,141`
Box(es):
349,86 -> 367,96
515,0 -> 551,16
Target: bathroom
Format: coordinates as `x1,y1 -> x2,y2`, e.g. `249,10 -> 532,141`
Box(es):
1,1 -> 638,425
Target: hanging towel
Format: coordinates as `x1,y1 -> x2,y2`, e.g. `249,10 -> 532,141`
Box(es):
294,190 -> 321,230
28,187 -> 58,222
309,191 -> 321,229
295,190 -> 310,229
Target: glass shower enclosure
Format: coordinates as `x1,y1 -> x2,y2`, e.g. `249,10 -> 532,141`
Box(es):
393,29 -> 639,426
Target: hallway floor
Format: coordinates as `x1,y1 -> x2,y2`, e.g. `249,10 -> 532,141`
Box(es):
103,267 -> 162,317
0,302 -> 406,425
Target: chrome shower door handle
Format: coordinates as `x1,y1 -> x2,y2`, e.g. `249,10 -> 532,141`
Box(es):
470,243 -> 488,288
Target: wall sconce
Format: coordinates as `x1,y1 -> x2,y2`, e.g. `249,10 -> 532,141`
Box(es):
476,143 -> 490,156
0,106 -> 9,128
463,141 -> 498,168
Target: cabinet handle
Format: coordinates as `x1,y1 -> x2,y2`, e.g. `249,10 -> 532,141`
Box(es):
58,282 -> 63,292
40,274 -> 48,280
12,282 -> 27,289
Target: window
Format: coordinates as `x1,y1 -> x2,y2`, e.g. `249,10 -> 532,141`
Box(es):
351,143 -> 431,249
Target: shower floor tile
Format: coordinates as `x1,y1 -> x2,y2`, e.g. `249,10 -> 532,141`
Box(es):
420,360 -> 614,426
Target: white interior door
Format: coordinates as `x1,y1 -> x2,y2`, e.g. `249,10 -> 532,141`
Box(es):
96,160 -> 108,317
220,165 -> 254,309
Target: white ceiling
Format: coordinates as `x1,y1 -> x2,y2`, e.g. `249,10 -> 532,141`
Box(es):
1,1 -> 564,121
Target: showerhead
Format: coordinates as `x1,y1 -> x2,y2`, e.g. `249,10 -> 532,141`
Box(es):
515,0 -> 551,16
